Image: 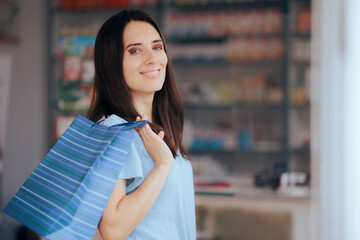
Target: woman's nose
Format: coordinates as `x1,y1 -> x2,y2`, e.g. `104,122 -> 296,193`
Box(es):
145,49 -> 157,65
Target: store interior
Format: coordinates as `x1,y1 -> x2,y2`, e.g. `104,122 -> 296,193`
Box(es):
1,0 -> 359,240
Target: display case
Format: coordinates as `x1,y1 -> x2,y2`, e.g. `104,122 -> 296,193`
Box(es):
46,0 -> 311,192
164,0 -> 290,189
287,0 -> 311,172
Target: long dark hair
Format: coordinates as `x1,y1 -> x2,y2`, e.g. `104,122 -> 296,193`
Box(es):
87,9 -> 188,159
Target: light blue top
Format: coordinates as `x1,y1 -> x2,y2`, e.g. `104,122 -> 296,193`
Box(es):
103,114 -> 196,240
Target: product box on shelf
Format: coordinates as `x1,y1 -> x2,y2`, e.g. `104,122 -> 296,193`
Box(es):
56,35 -> 95,114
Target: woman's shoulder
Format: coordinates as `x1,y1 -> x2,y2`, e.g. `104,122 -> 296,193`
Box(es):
102,114 -> 127,126
174,153 -> 192,170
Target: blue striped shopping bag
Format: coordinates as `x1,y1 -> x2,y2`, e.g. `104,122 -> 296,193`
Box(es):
3,114 -> 146,240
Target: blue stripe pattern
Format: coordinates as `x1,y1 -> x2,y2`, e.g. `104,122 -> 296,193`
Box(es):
3,114 -> 147,240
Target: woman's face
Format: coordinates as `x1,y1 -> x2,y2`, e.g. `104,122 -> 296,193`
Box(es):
122,21 -> 168,97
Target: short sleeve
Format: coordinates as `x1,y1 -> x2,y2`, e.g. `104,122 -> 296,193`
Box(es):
118,141 -> 144,193
102,114 -> 144,194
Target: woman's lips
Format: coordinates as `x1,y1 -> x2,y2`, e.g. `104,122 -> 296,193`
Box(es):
140,69 -> 160,78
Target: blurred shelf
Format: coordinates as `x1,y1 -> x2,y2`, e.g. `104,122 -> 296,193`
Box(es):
169,33 -> 284,44
184,102 -> 234,110
52,8 -> 121,15
48,0 -> 312,175
290,103 -> 310,109
291,148 -> 310,154
290,0 -> 311,3
189,149 -> 236,154
184,102 -> 284,110
57,79 -> 93,88
195,190 -> 234,196
51,5 -> 159,15
56,109 -> 88,115
290,60 -> 310,65
189,149 -> 284,154
195,176 -> 311,199
292,32 -> 311,39
172,58 -> 284,66
171,0 -> 285,11
169,36 -> 226,44
237,149 -> 283,154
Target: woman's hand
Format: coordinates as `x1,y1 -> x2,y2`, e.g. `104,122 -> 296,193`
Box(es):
135,116 -> 174,168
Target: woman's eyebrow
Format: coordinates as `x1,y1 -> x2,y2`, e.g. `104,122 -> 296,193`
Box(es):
153,39 -> 163,44
125,39 -> 163,50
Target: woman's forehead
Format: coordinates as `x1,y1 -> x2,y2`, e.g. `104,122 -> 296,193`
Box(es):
123,21 -> 161,45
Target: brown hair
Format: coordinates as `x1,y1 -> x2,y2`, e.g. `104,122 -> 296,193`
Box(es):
87,9 -> 188,159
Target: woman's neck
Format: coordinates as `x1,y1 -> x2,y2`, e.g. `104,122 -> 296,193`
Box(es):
132,93 -> 154,122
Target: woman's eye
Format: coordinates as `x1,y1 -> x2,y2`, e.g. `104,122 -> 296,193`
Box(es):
129,48 -> 140,54
153,45 -> 163,50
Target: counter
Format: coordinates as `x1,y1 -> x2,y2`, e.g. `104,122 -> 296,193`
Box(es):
194,175 -> 311,240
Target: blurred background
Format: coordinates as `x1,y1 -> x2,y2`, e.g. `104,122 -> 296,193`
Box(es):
1,0 -> 359,240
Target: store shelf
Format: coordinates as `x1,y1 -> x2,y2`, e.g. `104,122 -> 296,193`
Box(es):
172,58 -> 284,66
184,102 -> 234,110
169,33 -> 284,44
290,103 -> 310,109
291,32 -> 311,39
291,148 -> 310,154
51,4 -> 160,15
195,175 -> 310,199
172,58 -> 229,66
189,149 -> 236,154
169,36 -> 226,44
184,102 -> 284,110
47,0 -> 311,177
168,0 -> 292,174
171,0 -> 285,10
290,60 -> 310,67
189,149 -> 284,155
195,190 -> 235,197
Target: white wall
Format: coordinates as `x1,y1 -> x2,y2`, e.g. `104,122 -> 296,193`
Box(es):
311,0 -> 360,239
0,0 -> 47,239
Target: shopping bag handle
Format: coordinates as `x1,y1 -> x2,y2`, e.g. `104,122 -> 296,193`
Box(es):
97,118 -> 105,125
95,118 -> 147,131
110,120 -> 148,131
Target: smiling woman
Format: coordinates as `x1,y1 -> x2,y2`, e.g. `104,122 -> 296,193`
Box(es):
122,21 -> 168,98
86,9 -> 196,240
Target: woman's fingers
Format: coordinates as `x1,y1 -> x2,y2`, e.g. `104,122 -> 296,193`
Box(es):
135,115 -> 165,142
134,116 -> 173,166
135,116 -> 142,136
136,115 -> 152,139
158,131 -> 164,140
